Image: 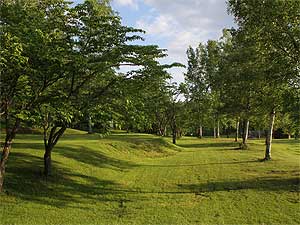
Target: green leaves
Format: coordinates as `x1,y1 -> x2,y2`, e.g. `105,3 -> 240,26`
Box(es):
228,0 -> 300,81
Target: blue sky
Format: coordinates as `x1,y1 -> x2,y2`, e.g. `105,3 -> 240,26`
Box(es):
74,0 -> 235,83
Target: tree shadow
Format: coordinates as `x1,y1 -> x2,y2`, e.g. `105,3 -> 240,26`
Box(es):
139,160 -> 259,168
4,152 -> 139,209
105,135 -> 180,151
13,134 -> 43,141
12,142 -> 138,171
178,177 -> 300,193
273,139 -> 300,146
12,142 -> 44,151
177,141 -> 239,149
55,145 -> 138,171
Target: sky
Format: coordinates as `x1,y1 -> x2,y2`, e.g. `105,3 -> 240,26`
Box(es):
74,0 -> 235,83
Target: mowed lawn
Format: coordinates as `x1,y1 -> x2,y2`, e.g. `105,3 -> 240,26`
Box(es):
0,130 -> 299,224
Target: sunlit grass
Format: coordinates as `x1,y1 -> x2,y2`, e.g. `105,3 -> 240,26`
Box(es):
0,132 -> 299,224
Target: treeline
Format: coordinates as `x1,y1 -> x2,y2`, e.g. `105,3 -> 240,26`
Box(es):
182,0 -> 300,157
98,1 -> 300,157
112,1 -> 300,156
182,1 -> 299,157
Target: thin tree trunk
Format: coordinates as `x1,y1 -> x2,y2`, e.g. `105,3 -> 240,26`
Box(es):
88,114 -> 93,134
242,120 -> 249,144
213,119 -> 216,138
217,120 -> 220,138
0,143 -> 11,192
163,126 -> 167,136
240,119 -> 249,150
0,119 -> 20,192
171,102 -> 176,144
226,125 -> 229,138
43,126 -> 67,176
44,148 -> 52,176
295,129 -> 299,140
258,130 -> 261,139
264,110 -> 275,160
172,117 -> 176,144
245,120 -> 249,142
235,120 -> 239,142
158,128 -> 163,136
198,125 -> 203,138
288,133 -> 291,139
172,128 -> 176,144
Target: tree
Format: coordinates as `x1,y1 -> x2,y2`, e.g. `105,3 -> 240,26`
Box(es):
228,0 -> 300,159
0,0 -> 170,189
0,0 -> 72,190
184,44 -> 211,138
217,28 -> 264,148
37,0 -> 169,176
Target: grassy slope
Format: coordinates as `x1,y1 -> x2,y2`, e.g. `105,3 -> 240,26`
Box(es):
0,131 -> 299,225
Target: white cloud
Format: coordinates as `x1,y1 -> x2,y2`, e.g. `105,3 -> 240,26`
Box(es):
133,0 -> 235,83
114,0 -> 139,10
137,15 -> 175,36
111,0 -> 234,82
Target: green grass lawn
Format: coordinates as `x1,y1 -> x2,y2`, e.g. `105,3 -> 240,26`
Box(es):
0,131 -> 299,224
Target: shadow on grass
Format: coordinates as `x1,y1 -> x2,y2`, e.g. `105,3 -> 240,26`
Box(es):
12,142 -> 138,171
272,139 -> 300,146
178,177 -> 300,193
13,133 -> 102,141
13,142 -> 44,151
55,145 -> 138,171
139,160 -> 259,168
176,141 -> 239,149
4,152 -> 134,208
105,135 -> 180,152
3,151 -> 299,210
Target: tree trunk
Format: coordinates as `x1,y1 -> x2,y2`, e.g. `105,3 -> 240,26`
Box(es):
264,110 -> 275,160
88,115 -> 93,134
288,133 -> 291,139
235,120 -> 239,142
258,130 -> 261,139
0,142 -> 11,192
217,120 -> 220,138
172,128 -> 176,144
171,102 -> 176,144
245,120 -> 249,142
213,119 -> 216,139
198,125 -> 203,138
242,120 -> 249,144
157,129 -> 162,136
44,148 -> 52,176
0,119 -> 20,192
240,120 -> 249,150
163,126 -> 167,136
226,125 -> 229,138
43,126 -> 67,176
295,128 -> 299,140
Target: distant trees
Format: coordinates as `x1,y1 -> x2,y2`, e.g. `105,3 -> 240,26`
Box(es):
228,0 -> 300,159
184,44 -> 210,138
182,0 -> 300,158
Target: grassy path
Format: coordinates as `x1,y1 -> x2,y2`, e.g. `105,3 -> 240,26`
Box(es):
0,132 -> 299,224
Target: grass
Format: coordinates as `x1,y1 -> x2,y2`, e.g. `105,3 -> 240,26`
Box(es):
0,131 -> 299,224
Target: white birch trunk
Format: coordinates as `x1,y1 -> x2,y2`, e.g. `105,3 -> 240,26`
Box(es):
235,120 -> 239,142
265,110 -> 275,160
217,120 -> 220,138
